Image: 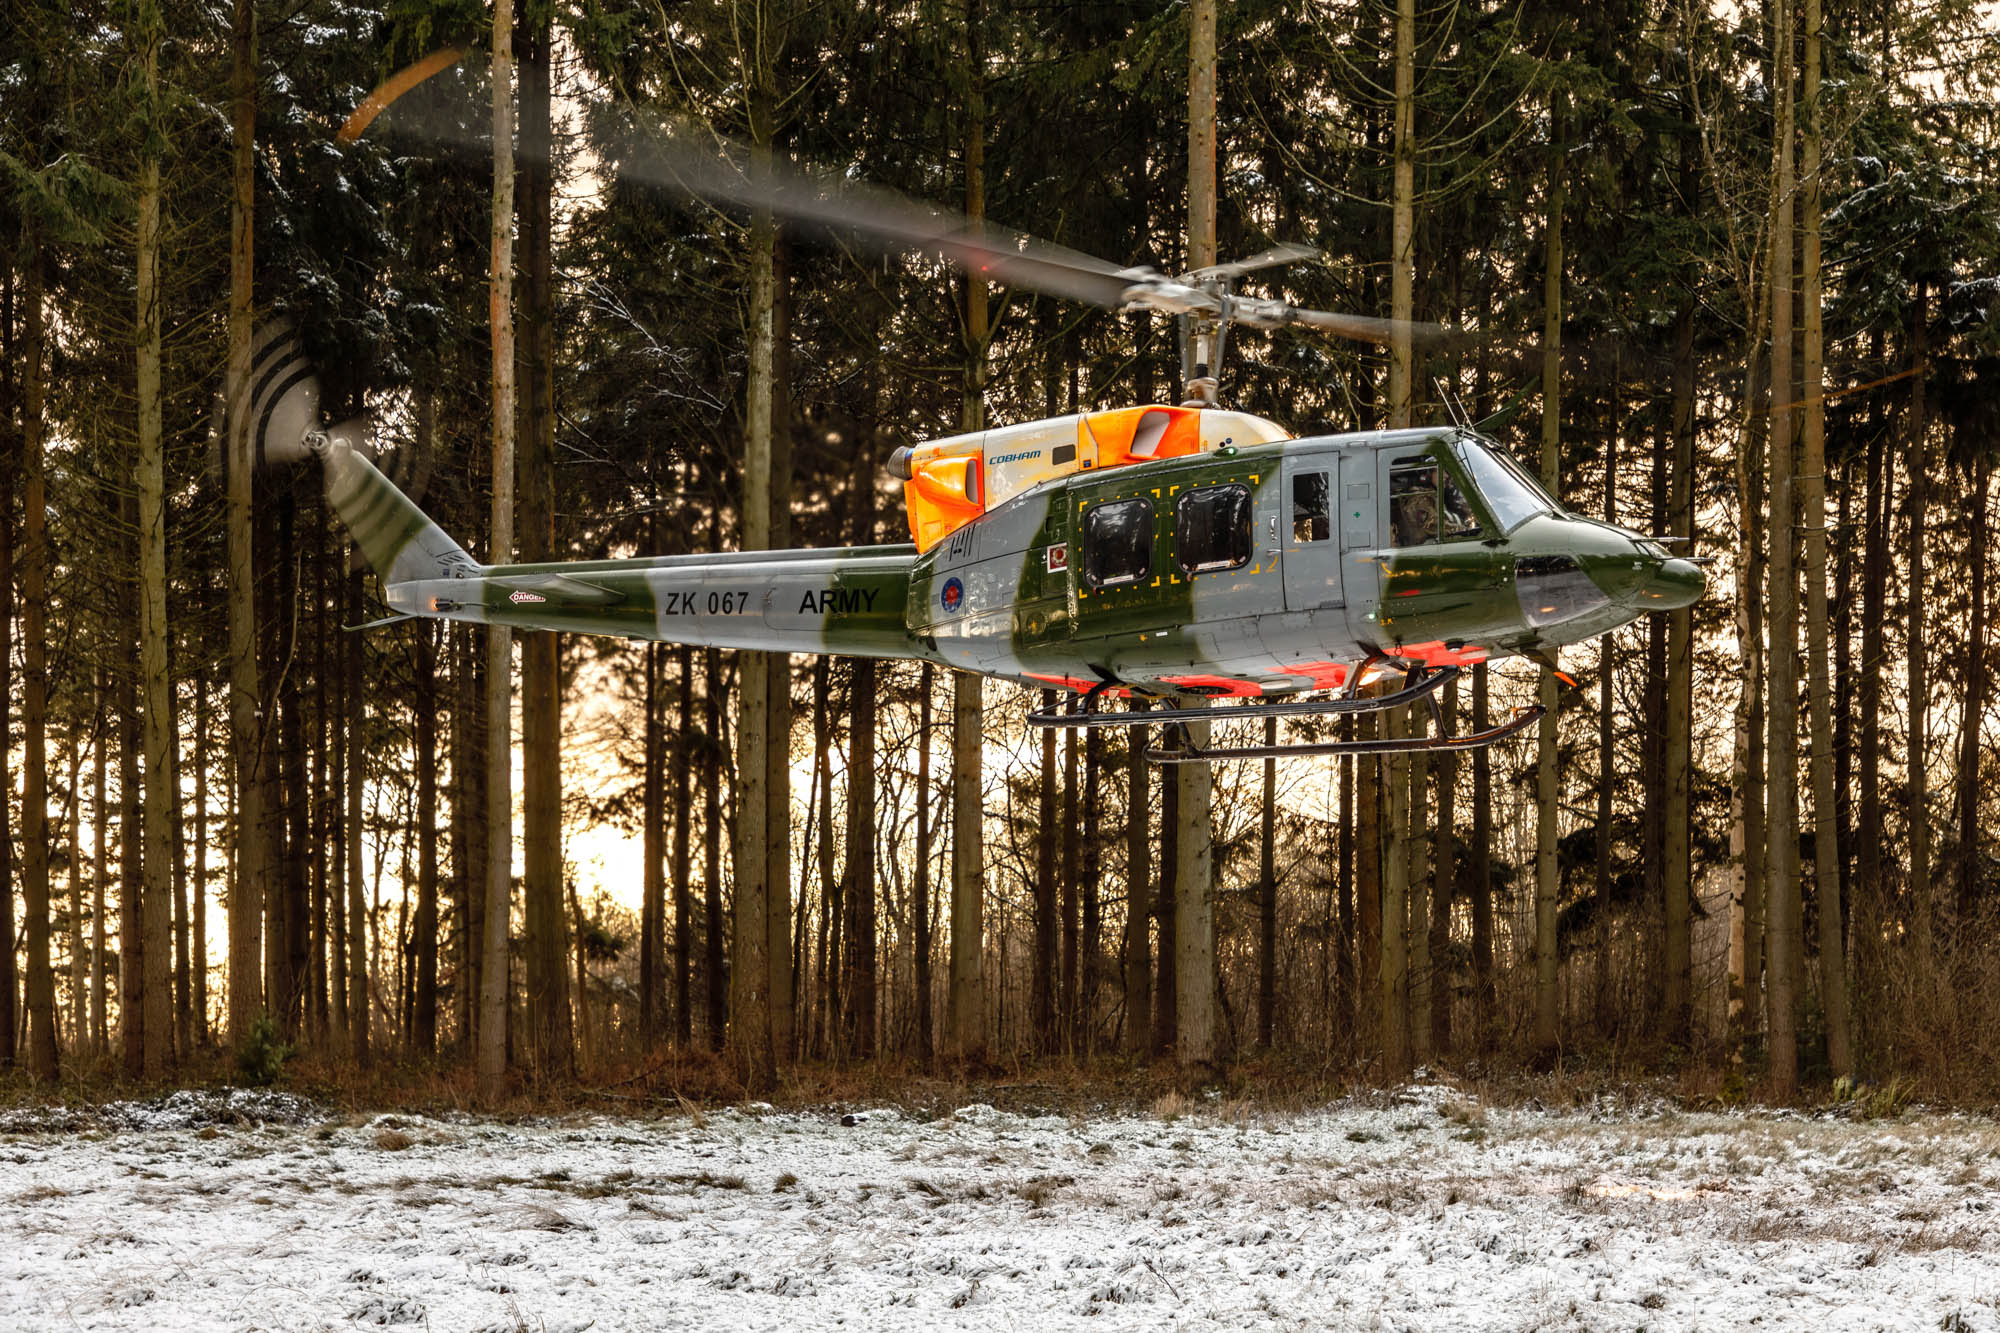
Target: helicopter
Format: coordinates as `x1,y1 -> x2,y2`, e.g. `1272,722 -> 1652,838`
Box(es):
259,119 -> 1705,763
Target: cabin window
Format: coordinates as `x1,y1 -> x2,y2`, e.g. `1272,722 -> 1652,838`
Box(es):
1292,471 -> 1331,543
1175,484 -> 1253,575
1081,498 -> 1154,588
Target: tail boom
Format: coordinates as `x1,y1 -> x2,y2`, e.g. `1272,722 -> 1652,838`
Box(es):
386,546 -> 929,658
321,437 -> 929,658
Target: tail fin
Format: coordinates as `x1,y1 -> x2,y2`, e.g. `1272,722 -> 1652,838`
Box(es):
244,320 -> 479,586
310,434 -> 481,585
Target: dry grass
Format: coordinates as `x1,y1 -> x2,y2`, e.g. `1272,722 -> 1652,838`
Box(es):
14,1000 -> 2000,1124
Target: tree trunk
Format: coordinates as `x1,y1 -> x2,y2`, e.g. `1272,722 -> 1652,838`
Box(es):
451,625 -> 484,1054
1061,728 -> 1080,1051
347,570 -> 371,1066
69,736 -> 87,1053
118,559 -> 143,1078
842,660 -> 878,1059
946,0 -> 990,1067
413,620 -> 440,1056
1432,678 -> 1456,1056
1174,705 -> 1216,1073
1122,703 -> 1151,1055
1409,738 -> 1431,1064
309,554 -> 329,1048
1172,0 -> 1220,1077
92,679 -> 109,1052
729,100 -> 780,1090
766,232 -> 796,1068
914,664 -> 935,1064
1381,703 -> 1412,1076
16,246 -> 54,1077
1258,719 -> 1277,1049
1766,0 -> 1802,1098
1081,724 -> 1102,1054
1387,0 -> 1415,424
1663,263 -> 1696,1037
477,0 -> 517,1100
1155,766 -> 1178,1056
948,670 -> 985,1063
516,19 -> 570,1080
1357,732 -> 1382,1056
641,641 -> 662,1043
1855,348 -> 1887,1047
1906,283 -> 1932,975
1533,87 -> 1565,1061
1799,0 -> 1850,1077
1955,456 -> 1988,936
1337,740 -> 1356,1042
704,641 -> 727,1051
1470,671 -> 1493,1034
1729,306 -> 1770,1049
1034,691 -> 1058,1053
1596,430 -> 1618,1033
672,644 -> 694,1045
135,76 -> 174,1074
0,294 -> 15,1073
225,0 -> 267,1047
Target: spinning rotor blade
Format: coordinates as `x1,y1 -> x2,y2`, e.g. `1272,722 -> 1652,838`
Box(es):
587,118 -> 1142,309
1183,242 -> 1320,283
1287,304 -> 1457,347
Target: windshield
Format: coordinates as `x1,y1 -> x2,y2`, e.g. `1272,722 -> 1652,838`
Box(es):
1458,439 -> 1558,532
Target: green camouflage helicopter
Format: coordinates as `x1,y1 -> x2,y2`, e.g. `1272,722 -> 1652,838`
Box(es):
258,137 -> 1704,763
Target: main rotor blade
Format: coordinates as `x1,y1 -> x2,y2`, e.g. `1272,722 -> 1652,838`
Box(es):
1272,304 -> 1458,348
358,68 -> 1138,308
1183,242 -> 1320,283
589,116 -> 1141,308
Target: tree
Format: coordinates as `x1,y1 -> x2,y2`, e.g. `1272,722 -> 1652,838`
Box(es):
1175,0 -> 1219,1077
947,0 -> 990,1067
17,220 -> 55,1079
517,10 -> 571,1081
224,0 -> 267,1051
1766,0 -> 1802,1097
1798,0 -> 1849,1077
478,0 -> 517,1101
134,0 -> 174,1077
1532,86 -> 1565,1063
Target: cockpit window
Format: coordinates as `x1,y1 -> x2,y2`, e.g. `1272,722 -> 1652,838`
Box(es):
1458,440 -> 1556,533
1389,455 -> 1482,547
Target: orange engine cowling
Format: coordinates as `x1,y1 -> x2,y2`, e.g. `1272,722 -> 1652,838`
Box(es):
905,456 -> 984,552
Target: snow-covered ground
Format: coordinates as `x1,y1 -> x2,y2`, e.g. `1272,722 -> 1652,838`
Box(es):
2,1083 -> 1997,1331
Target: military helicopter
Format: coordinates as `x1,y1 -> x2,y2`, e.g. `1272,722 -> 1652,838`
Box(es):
262,120 -> 1705,763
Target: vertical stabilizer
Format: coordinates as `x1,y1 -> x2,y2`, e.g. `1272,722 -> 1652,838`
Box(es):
311,435 -> 481,585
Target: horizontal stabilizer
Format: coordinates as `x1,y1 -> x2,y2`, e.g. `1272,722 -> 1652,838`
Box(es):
344,612 -> 417,632
485,573 -> 626,605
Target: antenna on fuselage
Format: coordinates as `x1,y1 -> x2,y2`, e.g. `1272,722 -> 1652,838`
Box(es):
1431,374 -> 1474,431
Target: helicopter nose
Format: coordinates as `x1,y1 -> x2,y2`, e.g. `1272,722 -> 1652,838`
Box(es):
1636,556 -> 1705,611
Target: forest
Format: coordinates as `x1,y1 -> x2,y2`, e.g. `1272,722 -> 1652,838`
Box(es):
1,0 -> 1997,1109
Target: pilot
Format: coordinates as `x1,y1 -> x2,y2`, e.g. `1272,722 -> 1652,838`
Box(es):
1391,466 -> 1439,546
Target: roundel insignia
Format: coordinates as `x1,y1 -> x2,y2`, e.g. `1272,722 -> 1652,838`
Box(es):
940,576 -> 965,613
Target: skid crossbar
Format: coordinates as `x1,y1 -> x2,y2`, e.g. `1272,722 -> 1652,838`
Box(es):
1025,664 -> 1460,732
1023,664 -> 1543,764
1144,703 -> 1543,764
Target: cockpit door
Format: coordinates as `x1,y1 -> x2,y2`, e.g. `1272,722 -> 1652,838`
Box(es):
1281,450 -> 1345,612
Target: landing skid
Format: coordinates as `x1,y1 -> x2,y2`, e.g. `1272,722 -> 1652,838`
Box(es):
1025,660 -> 1545,764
